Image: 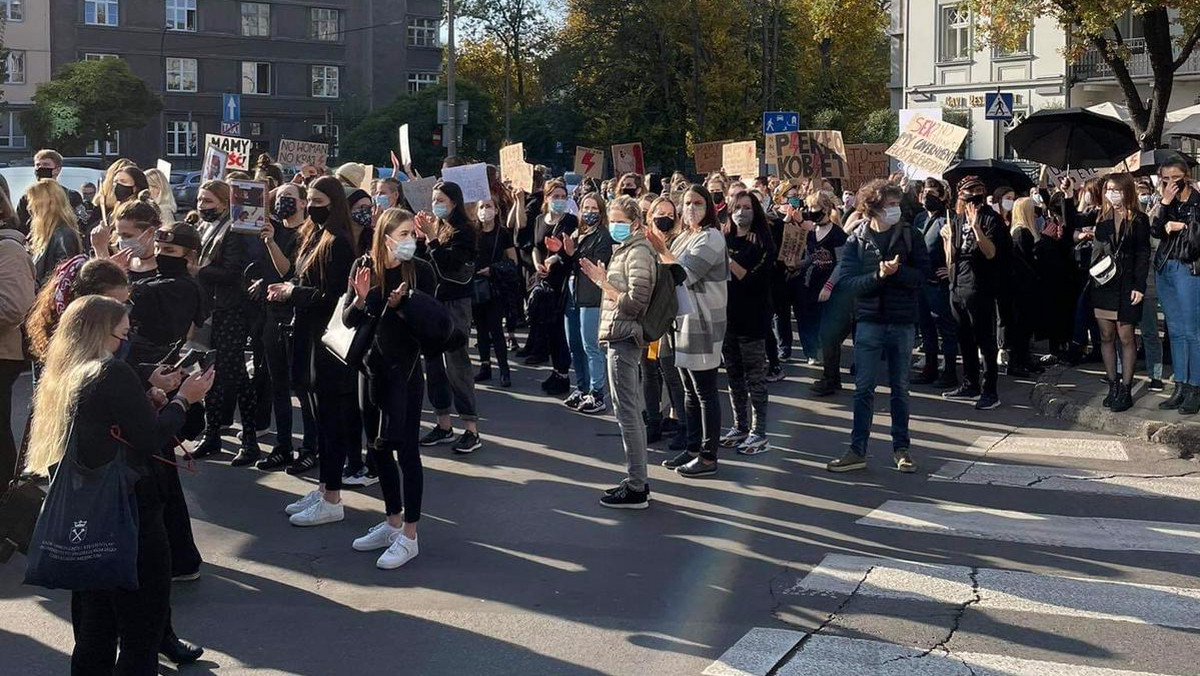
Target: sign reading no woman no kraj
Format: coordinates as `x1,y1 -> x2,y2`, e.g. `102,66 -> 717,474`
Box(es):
886,115 -> 968,178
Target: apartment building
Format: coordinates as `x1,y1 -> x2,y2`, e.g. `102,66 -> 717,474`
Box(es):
1,0 -> 54,164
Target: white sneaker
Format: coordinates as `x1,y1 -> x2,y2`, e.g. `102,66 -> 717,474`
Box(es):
737,433 -> 771,455
376,533 -> 419,569
285,490 -> 322,515
352,521 -> 402,551
719,427 -> 749,448
289,498 -> 345,527
343,467 -> 380,488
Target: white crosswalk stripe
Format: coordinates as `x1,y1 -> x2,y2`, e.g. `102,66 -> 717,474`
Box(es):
857,500 -> 1200,554
963,435 -> 1131,460
930,459 -> 1200,499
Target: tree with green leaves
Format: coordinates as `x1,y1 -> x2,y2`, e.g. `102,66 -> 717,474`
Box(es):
22,59 -> 161,160
962,1 -> 1200,149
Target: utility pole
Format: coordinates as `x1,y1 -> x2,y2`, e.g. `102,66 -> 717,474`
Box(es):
446,0 -> 458,159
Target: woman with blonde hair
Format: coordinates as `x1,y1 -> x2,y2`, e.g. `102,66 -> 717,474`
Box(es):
86,158 -> 135,228
642,195 -> 689,449
26,294 -> 213,673
26,178 -> 83,286
1005,196 -> 1044,377
144,168 -> 177,226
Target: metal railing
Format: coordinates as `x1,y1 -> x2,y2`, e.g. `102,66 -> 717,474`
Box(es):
1071,37 -> 1200,81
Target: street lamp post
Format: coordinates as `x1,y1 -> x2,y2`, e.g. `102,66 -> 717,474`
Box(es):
446,0 -> 458,159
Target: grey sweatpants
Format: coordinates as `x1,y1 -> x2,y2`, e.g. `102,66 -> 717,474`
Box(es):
426,297 -> 478,422
723,335 -> 768,435
605,339 -> 648,491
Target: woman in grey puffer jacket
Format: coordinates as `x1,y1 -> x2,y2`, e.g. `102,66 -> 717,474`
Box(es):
582,195 -> 657,510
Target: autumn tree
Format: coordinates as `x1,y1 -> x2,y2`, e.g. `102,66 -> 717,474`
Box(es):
459,0 -> 551,111
963,1 -> 1200,149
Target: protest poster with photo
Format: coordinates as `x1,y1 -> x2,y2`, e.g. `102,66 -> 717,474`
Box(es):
611,142 -> 645,175
722,140 -> 758,179
777,221 -> 805,268
401,176 -> 438,214
770,130 -> 847,179
441,163 -> 491,203
201,145 -> 227,182
398,124 -> 412,166
843,144 -> 890,192
886,113 -> 967,179
276,139 -> 329,169
501,143 -> 535,192
229,179 -> 267,235
693,140 -> 731,175
205,133 -> 252,170
574,146 -> 605,180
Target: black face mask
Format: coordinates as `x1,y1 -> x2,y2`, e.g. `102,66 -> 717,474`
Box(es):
156,254 -> 190,277
35,167 -> 54,180
654,216 -> 675,233
113,184 -> 136,202
351,208 -> 373,230
802,209 -> 826,223
961,193 -> 985,207
308,205 -> 330,226
274,195 -> 298,220
621,187 -> 638,198
711,192 -> 725,205
199,207 -> 223,222
923,195 -> 946,213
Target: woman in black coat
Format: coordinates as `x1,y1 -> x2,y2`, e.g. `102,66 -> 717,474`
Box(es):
1087,173 -> 1151,411
267,176 -> 358,527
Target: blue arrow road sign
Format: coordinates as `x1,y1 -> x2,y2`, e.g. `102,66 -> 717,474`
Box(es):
763,110 -> 800,134
223,93 -> 241,123
985,93 -> 1014,121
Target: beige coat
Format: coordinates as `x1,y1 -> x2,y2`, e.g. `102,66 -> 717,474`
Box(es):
599,230 -> 657,346
0,229 -> 35,361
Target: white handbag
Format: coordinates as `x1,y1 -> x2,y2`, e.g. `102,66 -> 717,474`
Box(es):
1089,255 -> 1117,286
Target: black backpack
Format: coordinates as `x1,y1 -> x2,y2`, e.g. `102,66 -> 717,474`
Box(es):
640,262 -> 680,342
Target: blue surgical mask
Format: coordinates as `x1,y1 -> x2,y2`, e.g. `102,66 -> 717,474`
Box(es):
432,203 -> 451,219
391,238 -> 418,262
549,199 -> 567,214
609,222 -> 632,242
374,194 -> 391,210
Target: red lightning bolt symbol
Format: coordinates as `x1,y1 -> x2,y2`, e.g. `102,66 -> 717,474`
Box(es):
581,152 -> 596,176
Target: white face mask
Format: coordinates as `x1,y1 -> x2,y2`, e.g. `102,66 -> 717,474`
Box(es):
1106,190 -> 1123,207
1000,198 -> 1014,212
882,206 -> 902,226
685,204 -> 705,225
478,207 -> 496,223
390,237 -> 417,262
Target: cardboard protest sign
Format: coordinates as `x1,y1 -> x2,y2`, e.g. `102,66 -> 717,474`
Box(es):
156,159 -> 172,177
441,162 -> 490,203
693,140 -> 730,175
777,221 -> 805,268
398,124 -> 412,166
1046,166 -> 1102,186
842,144 -> 890,192
611,142 -> 645,175
201,145 -> 227,182
574,146 -> 605,179
360,165 -> 375,193
229,179 -> 267,234
276,139 -> 329,169
401,176 -> 438,214
722,140 -> 758,178
886,114 -> 968,178
771,130 -> 847,180
205,133 -> 252,170
500,143 -> 535,192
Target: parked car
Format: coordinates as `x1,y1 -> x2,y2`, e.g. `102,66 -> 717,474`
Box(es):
173,171 -> 203,210
0,166 -> 106,204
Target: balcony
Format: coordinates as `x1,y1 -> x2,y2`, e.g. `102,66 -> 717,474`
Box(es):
1071,37 -> 1200,82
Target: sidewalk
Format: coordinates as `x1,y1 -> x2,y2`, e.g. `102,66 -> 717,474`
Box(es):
1030,361 -> 1200,458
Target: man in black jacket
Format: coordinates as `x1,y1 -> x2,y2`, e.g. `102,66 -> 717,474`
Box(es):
16,149 -> 86,236
826,180 -> 928,474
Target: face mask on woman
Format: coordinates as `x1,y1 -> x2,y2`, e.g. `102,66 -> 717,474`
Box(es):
113,183 -> 136,203
732,209 -> 753,229
923,195 -> 945,213
374,194 -> 391,210
581,211 -> 601,227
787,196 -> 802,209
1000,198 -> 1014,212
479,206 -> 496,223
118,235 -> 146,257
882,206 -> 902,226
1106,190 -> 1123,207
351,208 -> 373,229
621,187 -> 638,198
432,203 -> 451,219
653,216 -> 674,233
274,195 -> 298,220
685,204 -> 705,225
1139,193 -> 1153,207
711,192 -> 725,205
391,237 -> 417,262
549,199 -> 567,214
307,204 -> 330,226
199,207 -> 223,222
156,254 -> 189,277
609,221 -> 632,242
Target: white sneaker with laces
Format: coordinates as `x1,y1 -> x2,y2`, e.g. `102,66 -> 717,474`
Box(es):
352,521 -> 402,551
719,427 -> 749,448
285,490 -> 322,516
737,433 -> 771,455
377,533 -> 419,569
289,498 -> 345,527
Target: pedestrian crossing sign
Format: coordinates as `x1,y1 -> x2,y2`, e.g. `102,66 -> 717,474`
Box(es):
985,93 -> 1014,121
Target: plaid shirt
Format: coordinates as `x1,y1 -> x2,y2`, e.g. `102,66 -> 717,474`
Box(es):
670,228 -> 729,371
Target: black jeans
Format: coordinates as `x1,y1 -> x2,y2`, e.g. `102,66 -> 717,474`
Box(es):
0,358 -> 24,487
370,364 -> 426,521
472,300 -> 509,372
262,318 -> 318,453
821,291 -> 856,385
204,309 -> 257,441
679,367 -> 721,459
161,460 -> 201,577
316,390 -> 359,491
644,347 -> 687,429
952,292 -> 999,396
71,507 -> 170,676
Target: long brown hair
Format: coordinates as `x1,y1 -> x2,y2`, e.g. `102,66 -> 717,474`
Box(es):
297,175 -> 353,278
1101,172 -> 1139,237
371,208 -> 418,290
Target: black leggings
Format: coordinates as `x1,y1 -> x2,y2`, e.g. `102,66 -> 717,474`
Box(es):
204,309 -> 257,439
315,389 -> 359,491
952,292 -> 999,395
370,365 -> 426,521
680,367 -> 721,459
472,301 -> 509,370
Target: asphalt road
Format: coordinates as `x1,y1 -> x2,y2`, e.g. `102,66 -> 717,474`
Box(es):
1,354 -> 1197,676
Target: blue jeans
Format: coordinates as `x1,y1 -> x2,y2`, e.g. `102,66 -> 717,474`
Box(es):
919,283 -> 958,362
850,322 -> 915,456
1158,260 -> 1200,386
566,302 -> 607,394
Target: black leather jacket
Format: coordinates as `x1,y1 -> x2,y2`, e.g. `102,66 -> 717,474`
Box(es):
1150,189 -> 1200,275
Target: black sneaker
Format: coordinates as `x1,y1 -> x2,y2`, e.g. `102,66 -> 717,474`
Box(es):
809,378 -> 842,396
499,371 -> 512,388
676,456 -> 717,478
420,426 -> 457,446
662,450 -> 696,470
975,393 -> 1001,410
474,364 -> 492,382
563,390 -> 586,410
826,451 -> 867,473
766,365 -> 786,383
577,394 -> 606,415
192,436 -> 222,459
453,431 -> 482,454
256,449 -> 293,471
600,483 -> 650,509
1158,383 -> 1189,410
542,372 -> 571,395
1181,387 -> 1200,415
230,446 -> 262,467
285,450 -> 318,475
942,384 -> 981,400
1149,378 -> 1165,392
893,449 -> 916,473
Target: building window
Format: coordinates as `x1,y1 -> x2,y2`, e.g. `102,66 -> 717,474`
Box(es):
249,122 -> 263,136
86,133 -> 120,157
3,51 -> 25,85
407,72 -> 438,93
408,17 -> 438,47
313,123 -> 338,157
84,53 -> 119,61
166,57 -> 197,92
1,0 -> 23,21
165,0 -> 195,31
0,112 -> 27,149
240,2 -> 269,36
938,5 -> 972,62
995,29 -> 1031,57
241,62 -> 271,95
310,8 -> 339,41
166,120 -> 197,156
85,0 -> 118,26
311,65 -> 338,98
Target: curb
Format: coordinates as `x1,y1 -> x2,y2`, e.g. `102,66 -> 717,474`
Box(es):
1029,369 -> 1200,459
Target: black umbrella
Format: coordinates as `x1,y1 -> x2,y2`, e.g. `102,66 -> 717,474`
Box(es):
1005,107 -> 1139,169
1123,148 -> 1197,177
943,159 -> 1035,194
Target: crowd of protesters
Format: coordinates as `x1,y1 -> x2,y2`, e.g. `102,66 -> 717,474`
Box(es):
1,145 -> 1197,673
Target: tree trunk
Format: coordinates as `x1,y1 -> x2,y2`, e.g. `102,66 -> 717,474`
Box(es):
689,0 -> 704,133
1141,7 -> 1175,150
